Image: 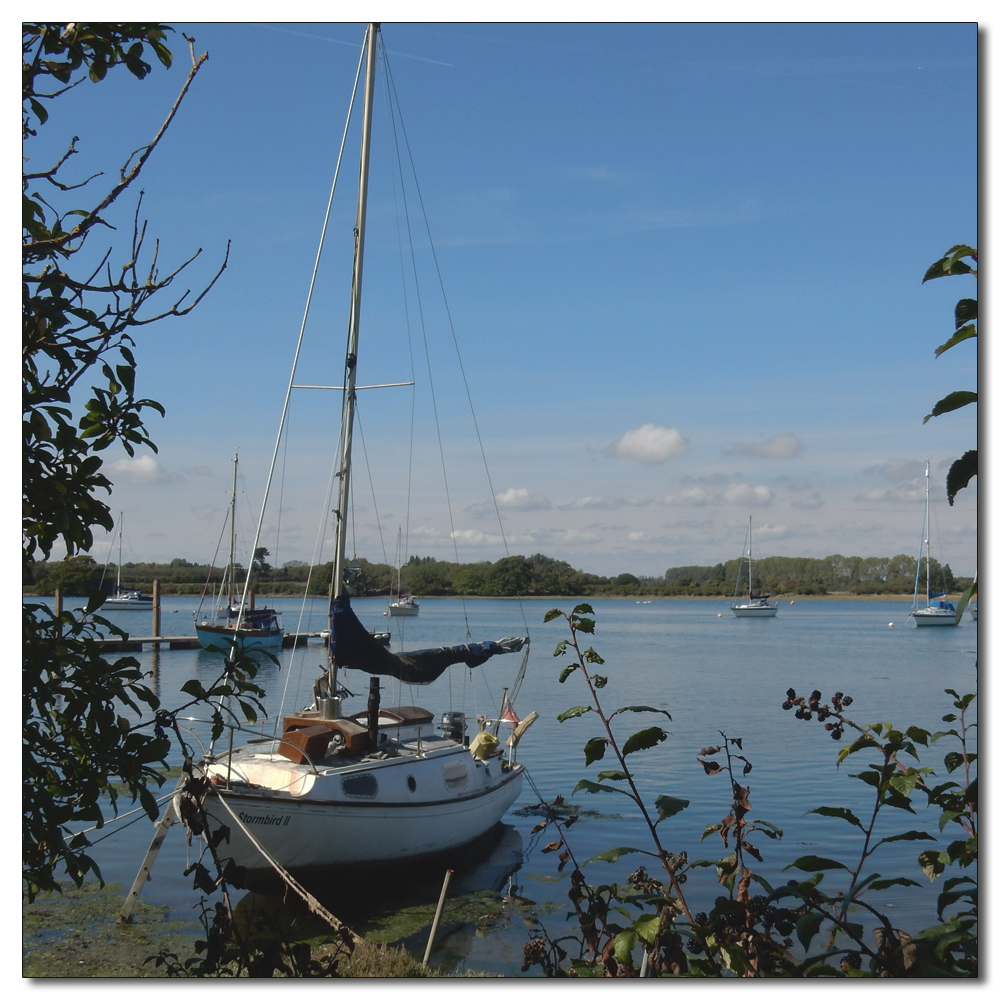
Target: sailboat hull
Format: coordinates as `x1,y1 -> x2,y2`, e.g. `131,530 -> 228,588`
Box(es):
196,744 -> 523,882
195,623 -> 285,652
730,603 -> 778,617
910,608 -> 957,626
387,603 -> 419,617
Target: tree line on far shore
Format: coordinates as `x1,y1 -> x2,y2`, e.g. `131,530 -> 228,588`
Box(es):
26,549 -> 967,599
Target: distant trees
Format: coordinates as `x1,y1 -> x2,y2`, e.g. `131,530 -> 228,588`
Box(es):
23,550 -> 966,600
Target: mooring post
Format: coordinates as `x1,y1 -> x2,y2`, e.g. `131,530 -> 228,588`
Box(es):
151,580 -> 161,647
54,587 -> 62,617
422,868 -> 454,967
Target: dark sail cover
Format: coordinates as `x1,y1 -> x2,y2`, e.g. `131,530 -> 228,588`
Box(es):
331,595 -> 527,685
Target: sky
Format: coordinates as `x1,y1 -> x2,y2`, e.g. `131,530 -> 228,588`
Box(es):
23,12 -> 981,580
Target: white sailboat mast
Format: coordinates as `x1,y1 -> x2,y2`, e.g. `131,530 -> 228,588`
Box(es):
332,22 -> 379,602
924,460 -> 931,604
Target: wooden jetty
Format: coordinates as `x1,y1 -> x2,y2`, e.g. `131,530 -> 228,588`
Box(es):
95,632 -> 329,652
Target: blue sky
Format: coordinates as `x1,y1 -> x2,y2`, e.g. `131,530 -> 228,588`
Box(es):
26,16 -> 979,579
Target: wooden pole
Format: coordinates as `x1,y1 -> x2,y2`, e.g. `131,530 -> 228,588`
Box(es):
151,580 -> 161,648
422,868 -> 453,967
54,587 -> 62,617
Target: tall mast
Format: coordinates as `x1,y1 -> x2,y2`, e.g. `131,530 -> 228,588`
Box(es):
328,23 -> 379,714
748,515 -> 753,598
229,455 -> 238,607
332,23 -> 378,601
117,512 -> 124,592
924,460 -> 931,604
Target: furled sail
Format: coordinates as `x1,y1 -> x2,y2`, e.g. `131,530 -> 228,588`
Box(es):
330,595 -> 527,685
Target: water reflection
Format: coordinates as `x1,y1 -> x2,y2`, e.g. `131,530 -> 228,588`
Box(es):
234,824 -> 525,973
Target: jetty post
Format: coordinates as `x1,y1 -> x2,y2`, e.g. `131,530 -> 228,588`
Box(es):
151,580 -> 161,648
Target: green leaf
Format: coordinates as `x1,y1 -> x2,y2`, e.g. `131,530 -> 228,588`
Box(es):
584,737 -> 609,765
572,603 -> 595,616
557,705 -> 592,722
558,664 -> 578,683
922,245 -> 976,282
654,794 -> 689,820
180,679 -> 208,700
796,911 -> 824,950
946,450 -> 977,505
784,855 -> 850,873
622,726 -> 668,756
876,830 -> 936,846
543,608 -> 564,623
585,846 -> 644,865
807,806 -> 863,828
609,705 -> 673,721
870,877 -> 924,890
934,322 -> 977,357
634,912 -> 660,944
597,770 -> 630,782
954,298 -> 977,326
613,928 -> 637,965
923,390 -> 977,423
573,779 -> 635,799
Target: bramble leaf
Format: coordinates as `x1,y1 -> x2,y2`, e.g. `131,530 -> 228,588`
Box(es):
622,727 -> 668,756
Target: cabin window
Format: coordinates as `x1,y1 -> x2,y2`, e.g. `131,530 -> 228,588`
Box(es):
341,773 -> 378,798
407,775 -> 417,792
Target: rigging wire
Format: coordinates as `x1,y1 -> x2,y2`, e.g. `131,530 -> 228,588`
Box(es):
381,41 -> 531,644
233,30 -> 368,625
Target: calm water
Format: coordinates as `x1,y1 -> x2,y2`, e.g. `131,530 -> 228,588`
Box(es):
34,595 -> 978,975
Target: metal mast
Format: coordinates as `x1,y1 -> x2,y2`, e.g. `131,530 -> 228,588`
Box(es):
329,23 -> 379,711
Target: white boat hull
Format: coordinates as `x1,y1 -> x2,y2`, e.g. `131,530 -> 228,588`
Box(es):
197,742 -> 523,881
388,602 -> 419,617
911,608 -> 957,627
104,599 -> 153,610
730,602 -> 778,618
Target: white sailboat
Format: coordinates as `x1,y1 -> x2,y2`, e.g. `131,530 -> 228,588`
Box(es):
103,512 -> 153,609
186,24 -> 532,885
730,516 -> 778,618
387,528 -> 419,617
910,461 -> 957,627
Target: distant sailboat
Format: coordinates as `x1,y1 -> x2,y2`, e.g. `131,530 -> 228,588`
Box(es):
103,512 -> 152,609
387,528 -> 419,617
194,456 -> 284,652
730,516 -> 778,618
910,461 -> 957,627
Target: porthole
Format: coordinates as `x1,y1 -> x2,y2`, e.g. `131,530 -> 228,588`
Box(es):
407,775 -> 417,792
341,773 -> 378,798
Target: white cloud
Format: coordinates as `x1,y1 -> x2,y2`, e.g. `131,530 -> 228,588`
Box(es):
722,483 -> 775,507
495,488 -> 552,511
787,478 -> 814,492
558,496 -> 650,511
656,487 -> 710,507
725,433 -> 803,459
855,485 -> 924,504
791,492 -> 824,510
752,523 -> 792,542
107,455 -> 180,485
864,459 -> 925,481
604,424 -> 689,463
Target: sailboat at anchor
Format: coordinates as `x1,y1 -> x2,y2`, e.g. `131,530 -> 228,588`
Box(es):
910,460 -> 957,627
183,23 -> 533,884
729,516 -> 778,617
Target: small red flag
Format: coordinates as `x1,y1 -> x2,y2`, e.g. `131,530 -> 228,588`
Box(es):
501,698 -> 520,726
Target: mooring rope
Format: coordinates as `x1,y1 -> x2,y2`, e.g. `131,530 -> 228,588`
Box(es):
210,790 -> 361,944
